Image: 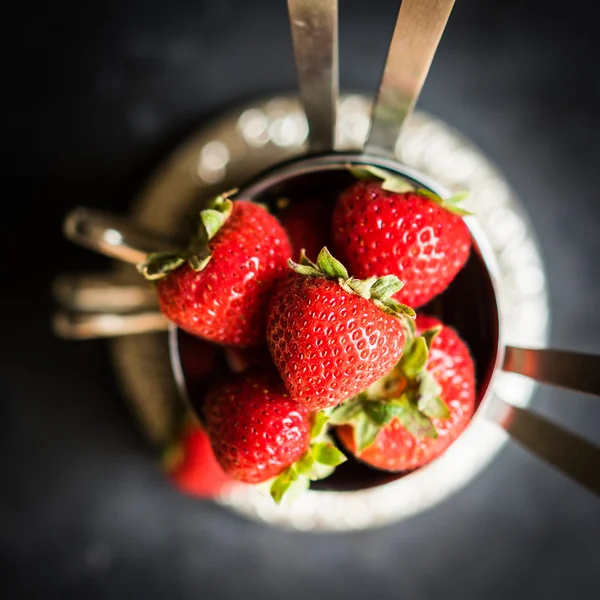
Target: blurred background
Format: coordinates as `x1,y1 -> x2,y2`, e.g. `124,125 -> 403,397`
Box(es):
2,0 -> 600,598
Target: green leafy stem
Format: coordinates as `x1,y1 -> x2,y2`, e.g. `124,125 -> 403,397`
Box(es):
329,325 -> 450,452
289,247 -> 416,327
347,164 -> 472,217
137,190 -> 237,280
269,410 -> 347,505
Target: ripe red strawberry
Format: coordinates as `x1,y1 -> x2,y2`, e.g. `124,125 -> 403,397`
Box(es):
266,247 -> 414,411
331,166 -> 472,308
334,314 -> 476,472
138,193 -> 292,347
204,369 -> 310,483
203,367 -> 346,503
279,196 -> 331,262
166,421 -> 235,498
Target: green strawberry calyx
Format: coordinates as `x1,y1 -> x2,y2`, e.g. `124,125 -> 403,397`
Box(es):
347,164 -> 472,217
329,325 -> 450,452
269,410 -> 347,505
289,247 -> 416,328
137,190 -> 236,281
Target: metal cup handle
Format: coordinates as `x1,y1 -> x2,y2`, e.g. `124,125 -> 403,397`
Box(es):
503,347 -> 600,398
489,347 -> 600,496
488,398 -> 600,496
63,207 -> 182,265
55,208 -> 175,337
365,0 -> 456,156
287,0 -> 338,152
53,309 -> 169,339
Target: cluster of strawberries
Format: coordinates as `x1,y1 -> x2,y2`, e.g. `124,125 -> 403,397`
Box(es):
142,166 -> 476,503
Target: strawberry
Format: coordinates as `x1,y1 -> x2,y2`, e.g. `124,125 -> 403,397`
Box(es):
165,420 -> 235,498
278,196 -> 331,262
333,314 -> 476,472
266,247 -> 414,411
138,192 -> 292,347
203,368 -> 346,503
331,166 -> 472,308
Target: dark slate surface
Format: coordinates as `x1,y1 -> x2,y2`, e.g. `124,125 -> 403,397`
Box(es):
2,0 -> 599,598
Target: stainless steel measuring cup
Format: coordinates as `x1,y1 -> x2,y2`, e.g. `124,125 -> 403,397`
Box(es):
55,0 -> 600,506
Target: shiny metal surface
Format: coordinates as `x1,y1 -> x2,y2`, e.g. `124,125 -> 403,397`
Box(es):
491,399 -> 600,495
287,0 -> 338,151
52,273 -> 157,313
53,310 -> 168,339
503,346 -> 600,397
365,0 -> 456,156
63,207 -> 182,265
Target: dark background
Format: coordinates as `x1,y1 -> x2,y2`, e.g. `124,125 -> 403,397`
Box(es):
2,0 -> 600,598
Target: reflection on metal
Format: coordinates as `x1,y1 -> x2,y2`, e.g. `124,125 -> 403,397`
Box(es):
504,346 -> 600,398
53,310 -> 168,339
366,0 -> 456,156
64,207 -> 181,265
287,0 -> 338,152
493,400 -> 600,495
53,273 -> 157,313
